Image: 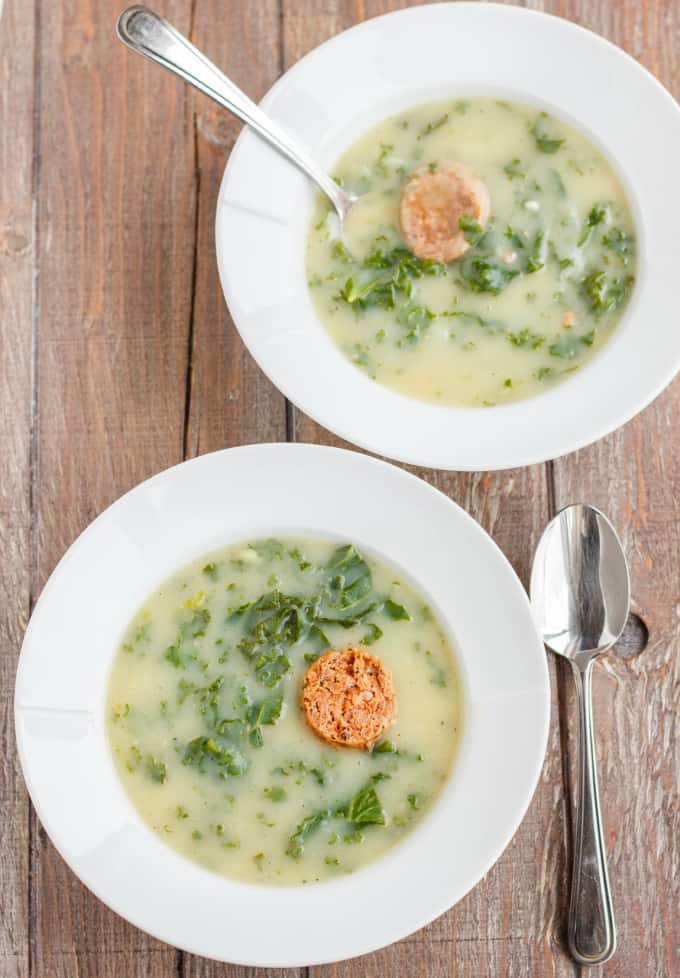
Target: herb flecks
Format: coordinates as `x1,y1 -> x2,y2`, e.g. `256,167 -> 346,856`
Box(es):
418,113 -> 449,138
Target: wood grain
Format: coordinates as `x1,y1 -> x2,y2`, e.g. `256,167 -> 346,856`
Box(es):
1,0 -> 678,976
183,0 -> 286,460
29,0 -> 194,974
0,1 -> 34,975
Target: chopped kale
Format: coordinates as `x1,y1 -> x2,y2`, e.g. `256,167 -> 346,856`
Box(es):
503,158 -> 527,180
164,608 -> 211,669
247,691 -> 283,747
581,269 -> 634,317
459,214 -> 484,244
602,227 -> 634,265
458,226 -> 522,295
549,331 -> 594,359
578,204 -> 608,246
530,113 -> 565,154
383,598 -> 411,621
264,786 -> 287,802
285,783 -> 385,859
286,811 -> 329,859
342,784 -> 386,825
334,245 -> 444,342
250,539 -> 286,560
507,328 -> 545,350
360,622 -> 383,646
182,735 -> 248,778
419,113 -> 449,138
146,755 -> 167,784
375,142 -> 394,175
526,230 -> 546,273
461,256 -> 520,294
504,225 -> 527,251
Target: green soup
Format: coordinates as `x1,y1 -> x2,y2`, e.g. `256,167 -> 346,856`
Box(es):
306,98 -> 636,406
107,538 -> 462,885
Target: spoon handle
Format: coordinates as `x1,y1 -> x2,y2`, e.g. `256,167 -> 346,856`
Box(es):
569,659 -> 616,964
116,6 -> 351,216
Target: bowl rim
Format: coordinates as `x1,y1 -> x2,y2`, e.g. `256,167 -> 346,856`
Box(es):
215,1 -> 680,471
15,443 -> 550,966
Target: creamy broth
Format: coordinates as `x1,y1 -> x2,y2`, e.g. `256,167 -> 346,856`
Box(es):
306,98 -> 636,406
107,538 -> 462,885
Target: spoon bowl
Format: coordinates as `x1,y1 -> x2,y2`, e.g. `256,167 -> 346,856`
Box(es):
531,504 -> 630,665
531,503 -> 630,966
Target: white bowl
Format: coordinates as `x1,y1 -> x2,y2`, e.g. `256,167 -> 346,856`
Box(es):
216,2 -> 680,471
16,444 -> 549,966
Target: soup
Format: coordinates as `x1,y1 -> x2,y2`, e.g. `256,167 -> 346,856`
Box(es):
306,98 -> 636,406
107,538 -> 462,885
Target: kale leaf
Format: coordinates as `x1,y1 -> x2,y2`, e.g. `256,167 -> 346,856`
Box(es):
334,246 -> 444,342
530,113 -> 565,154
342,785 -> 386,825
247,691 -> 284,748
602,227 -> 634,265
285,811 -> 330,859
581,270 -> 634,317
163,608 -> 211,669
285,783 -> 386,859
182,735 -> 248,778
578,204 -> 608,247
549,331 -> 594,359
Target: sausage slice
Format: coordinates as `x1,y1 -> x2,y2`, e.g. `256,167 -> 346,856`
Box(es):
301,647 -> 395,750
400,160 -> 490,263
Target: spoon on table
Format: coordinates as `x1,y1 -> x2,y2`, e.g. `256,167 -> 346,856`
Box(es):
531,504 -> 630,965
116,6 -> 358,225
116,6 -> 489,263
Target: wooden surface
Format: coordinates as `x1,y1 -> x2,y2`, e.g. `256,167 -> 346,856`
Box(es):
1,1 -> 678,976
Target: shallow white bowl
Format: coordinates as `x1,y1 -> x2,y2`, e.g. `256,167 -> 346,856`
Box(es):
16,444 -> 549,966
216,2 -> 680,471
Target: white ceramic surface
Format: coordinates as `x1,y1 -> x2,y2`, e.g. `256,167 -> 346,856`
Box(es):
216,2 -> 680,471
16,444 -> 549,966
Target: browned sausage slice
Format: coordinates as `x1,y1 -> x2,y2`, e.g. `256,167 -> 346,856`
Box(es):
400,160 -> 490,263
301,647 -> 395,750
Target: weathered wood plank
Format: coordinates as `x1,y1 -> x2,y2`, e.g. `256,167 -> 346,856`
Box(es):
541,2 -> 680,976
553,413 -> 680,978
30,1 -> 195,974
183,0 -> 286,459
0,0 -> 34,975
281,2 -> 574,976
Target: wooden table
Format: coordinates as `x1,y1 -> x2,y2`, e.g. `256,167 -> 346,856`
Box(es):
2,1 -> 678,975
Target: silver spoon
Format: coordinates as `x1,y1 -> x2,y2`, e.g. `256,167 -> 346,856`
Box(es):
116,6 -> 357,225
531,504 -> 629,965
